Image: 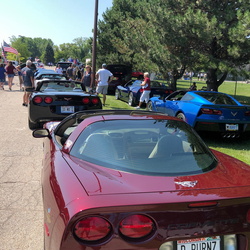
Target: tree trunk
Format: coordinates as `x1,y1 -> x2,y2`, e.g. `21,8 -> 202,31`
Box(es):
206,69 -> 227,91
169,67 -> 186,91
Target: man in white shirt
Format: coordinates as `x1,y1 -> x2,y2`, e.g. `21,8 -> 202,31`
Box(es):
96,63 -> 113,106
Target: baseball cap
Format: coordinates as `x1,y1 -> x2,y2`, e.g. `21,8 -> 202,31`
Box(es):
102,63 -> 107,68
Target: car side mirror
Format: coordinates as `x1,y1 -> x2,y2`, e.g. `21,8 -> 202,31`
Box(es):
32,129 -> 51,139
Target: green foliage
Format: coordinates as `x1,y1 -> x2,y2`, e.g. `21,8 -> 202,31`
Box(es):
41,43 -> 55,64
97,0 -> 250,91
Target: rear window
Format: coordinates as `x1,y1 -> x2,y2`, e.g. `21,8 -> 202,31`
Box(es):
70,119 -> 217,176
196,92 -> 237,105
39,81 -> 82,92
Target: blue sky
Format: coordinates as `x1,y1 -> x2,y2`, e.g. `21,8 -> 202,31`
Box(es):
1,0 -> 113,46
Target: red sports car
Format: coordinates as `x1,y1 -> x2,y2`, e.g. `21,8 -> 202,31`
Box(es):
33,110 -> 250,250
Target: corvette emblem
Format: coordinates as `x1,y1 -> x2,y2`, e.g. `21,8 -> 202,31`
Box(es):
231,112 -> 237,116
64,98 -> 72,101
175,181 -> 198,187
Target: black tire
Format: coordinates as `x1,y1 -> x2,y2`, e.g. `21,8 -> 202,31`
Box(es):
115,89 -> 120,100
28,119 -> 39,130
128,92 -> 136,106
147,101 -> 153,111
176,112 -> 186,122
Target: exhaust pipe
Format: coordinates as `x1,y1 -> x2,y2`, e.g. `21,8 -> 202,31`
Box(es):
222,133 -> 240,138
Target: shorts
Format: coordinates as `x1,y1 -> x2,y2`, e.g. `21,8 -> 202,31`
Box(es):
96,85 -> 108,95
7,74 -> 14,78
24,86 -> 35,92
140,90 -> 151,103
0,78 -> 5,82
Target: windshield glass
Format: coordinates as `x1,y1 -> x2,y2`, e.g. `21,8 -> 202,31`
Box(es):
196,92 -> 237,105
70,119 -> 217,176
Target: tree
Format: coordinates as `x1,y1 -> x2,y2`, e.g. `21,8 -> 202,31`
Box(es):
98,0 -> 250,91
41,43 -> 55,64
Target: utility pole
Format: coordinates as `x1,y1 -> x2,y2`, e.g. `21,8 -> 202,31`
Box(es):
92,0 -> 99,81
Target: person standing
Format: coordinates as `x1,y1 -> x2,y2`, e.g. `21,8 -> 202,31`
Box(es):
96,63 -> 113,106
16,65 -> 24,90
21,60 -> 35,107
136,72 -> 151,109
66,64 -> 74,80
0,64 -> 7,90
81,65 -> 94,93
5,61 -> 16,91
55,64 -> 63,74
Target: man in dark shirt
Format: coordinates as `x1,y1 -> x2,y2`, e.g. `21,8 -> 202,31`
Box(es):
21,60 -> 34,107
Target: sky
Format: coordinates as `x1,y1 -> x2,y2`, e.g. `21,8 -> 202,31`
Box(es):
0,0 -> 113,46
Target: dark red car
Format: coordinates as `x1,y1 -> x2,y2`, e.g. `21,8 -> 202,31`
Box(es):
33,110 -> 250,250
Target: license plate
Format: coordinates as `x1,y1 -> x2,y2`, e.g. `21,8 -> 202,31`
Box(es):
61,106 -> 74,113
226,124 -> 238,131
177,237 -> 220,250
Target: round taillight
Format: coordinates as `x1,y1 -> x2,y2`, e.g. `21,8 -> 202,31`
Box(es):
33,96 -> 43,104
91,97 -> 99,105
82,97 -> 90,104
119,214 -> 154,239
74,216 -> 111,242
44,97 -> 53,104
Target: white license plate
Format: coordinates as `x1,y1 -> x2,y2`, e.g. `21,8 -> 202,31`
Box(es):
177,237 -> 220,250
226,124 -> 238,131
61,106 -> 74,113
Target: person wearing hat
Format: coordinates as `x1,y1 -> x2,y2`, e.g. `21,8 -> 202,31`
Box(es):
96,63 -> 113,106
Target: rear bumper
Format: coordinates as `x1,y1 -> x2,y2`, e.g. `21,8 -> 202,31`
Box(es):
28,104 -> 102,123
194,121 -> 250,134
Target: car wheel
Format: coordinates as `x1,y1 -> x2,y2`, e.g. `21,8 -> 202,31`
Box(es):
176,112 -> 186,122
128,92 -> 136,106
147,101 -> 153,111
28,119 -> 39,130
115,89 -> 120,100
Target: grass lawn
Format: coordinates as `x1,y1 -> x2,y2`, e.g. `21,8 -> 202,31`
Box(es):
101,78 -> 250,165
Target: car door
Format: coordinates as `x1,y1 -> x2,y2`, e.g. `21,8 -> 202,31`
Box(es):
118,80 -> 134,101
163,91 -> 187,116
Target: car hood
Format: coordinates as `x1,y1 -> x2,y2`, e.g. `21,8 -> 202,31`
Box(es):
64,149 -> 250,200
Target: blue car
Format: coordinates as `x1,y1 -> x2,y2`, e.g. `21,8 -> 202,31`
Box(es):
115,79 -> 173,106
148,90 -> 250,137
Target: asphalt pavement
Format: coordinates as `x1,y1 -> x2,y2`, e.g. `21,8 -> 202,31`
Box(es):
0,77 -> 43,249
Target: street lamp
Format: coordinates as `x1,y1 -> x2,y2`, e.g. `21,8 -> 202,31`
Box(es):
92,0 -> 99,79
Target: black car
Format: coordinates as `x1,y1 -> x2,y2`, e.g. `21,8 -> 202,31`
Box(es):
56,62 -> 72,74
28,80 -> 102,129
106,64 -> 132,94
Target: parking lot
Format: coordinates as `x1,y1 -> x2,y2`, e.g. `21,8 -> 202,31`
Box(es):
0,78 -> 43,249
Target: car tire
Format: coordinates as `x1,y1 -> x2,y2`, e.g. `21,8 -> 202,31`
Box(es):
128,92 -> 136,106
28,119 -> 39,130
147,101 -> 153,111
176,112 -> 186,122
115,89 -> 120,100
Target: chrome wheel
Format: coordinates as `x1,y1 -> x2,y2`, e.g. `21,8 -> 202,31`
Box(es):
176,112 -> 186,122
115,89 -> 120,100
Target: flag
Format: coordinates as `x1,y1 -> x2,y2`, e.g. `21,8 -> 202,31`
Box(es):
1,47 -> 7,63
3,40 -> 18,55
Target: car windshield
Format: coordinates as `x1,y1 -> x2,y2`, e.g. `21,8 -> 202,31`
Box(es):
196,92 -> 237,105
70,119 -> 217,176
131,80 -> 142,87
40,74 -> 66,80
39,81 -> 82,92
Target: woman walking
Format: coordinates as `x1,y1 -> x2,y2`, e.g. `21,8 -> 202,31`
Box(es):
5,61 -> 16,91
